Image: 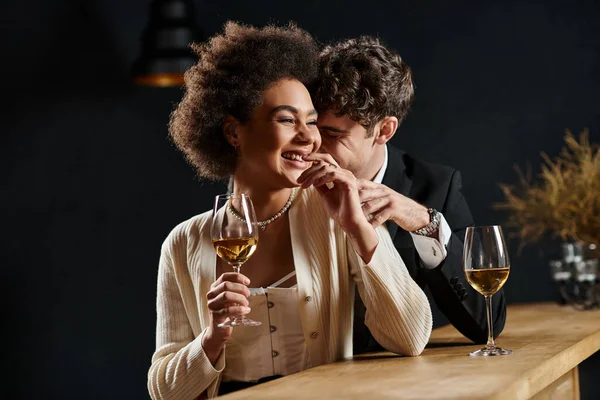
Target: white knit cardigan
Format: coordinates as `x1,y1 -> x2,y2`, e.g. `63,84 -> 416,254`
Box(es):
148,187 -> 432,399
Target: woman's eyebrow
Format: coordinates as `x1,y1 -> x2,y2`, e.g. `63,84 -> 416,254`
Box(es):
270,105 -> 298,115
270,105 -> 318,116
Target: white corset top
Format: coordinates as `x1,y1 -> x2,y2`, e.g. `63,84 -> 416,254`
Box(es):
222,271 -> 311,382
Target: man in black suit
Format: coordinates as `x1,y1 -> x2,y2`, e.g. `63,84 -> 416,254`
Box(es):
311,36 -> 506,352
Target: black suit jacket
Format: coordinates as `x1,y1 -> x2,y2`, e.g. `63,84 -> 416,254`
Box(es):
354,145 -> 507,353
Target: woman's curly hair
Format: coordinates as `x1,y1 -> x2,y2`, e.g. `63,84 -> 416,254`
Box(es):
311,36 -> 414,136
169,21 -> 319,180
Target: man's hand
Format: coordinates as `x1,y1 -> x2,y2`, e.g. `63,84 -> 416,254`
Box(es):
357,179 -> 430,232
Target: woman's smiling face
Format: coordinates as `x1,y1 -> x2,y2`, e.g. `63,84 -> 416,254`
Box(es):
233,79 -> 321,189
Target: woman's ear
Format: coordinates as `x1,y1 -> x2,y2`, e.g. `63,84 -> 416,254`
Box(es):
375,116 -> 398,145
223,115 -> 240,148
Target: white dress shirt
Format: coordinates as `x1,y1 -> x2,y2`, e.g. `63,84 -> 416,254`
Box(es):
373,145 -> 452,269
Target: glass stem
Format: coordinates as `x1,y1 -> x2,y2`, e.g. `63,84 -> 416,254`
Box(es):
232,264 -> 242,321
485,295 -> 495,348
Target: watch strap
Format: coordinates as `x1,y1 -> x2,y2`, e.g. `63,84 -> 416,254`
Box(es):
412,208 -> 440,236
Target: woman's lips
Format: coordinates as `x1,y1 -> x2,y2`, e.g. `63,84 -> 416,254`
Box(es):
281,152 -> 310,169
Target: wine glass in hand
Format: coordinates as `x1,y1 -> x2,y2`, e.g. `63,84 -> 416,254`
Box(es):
463,225 -> 511,356
211,194 -> 261,327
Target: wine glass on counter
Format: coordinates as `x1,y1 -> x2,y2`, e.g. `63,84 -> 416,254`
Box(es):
211,194 -> 261,327
463,225 -> 512,356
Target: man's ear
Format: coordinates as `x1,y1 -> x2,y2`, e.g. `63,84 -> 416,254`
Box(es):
375,116 -> 398,145
223,115 -> 240,148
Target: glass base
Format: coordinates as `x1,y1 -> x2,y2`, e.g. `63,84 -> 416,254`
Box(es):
218,316 -> 261,328
470,345 -> 512,356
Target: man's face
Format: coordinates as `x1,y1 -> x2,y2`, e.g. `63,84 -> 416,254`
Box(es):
317,111 -> 380,179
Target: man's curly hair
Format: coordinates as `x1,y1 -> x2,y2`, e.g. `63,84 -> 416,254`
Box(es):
312,36 -> 414,137
169,21 -> 319,180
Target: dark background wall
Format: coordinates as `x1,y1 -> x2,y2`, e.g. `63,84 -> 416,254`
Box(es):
2,0 -> 599,398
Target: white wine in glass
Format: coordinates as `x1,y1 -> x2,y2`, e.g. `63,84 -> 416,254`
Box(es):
213,237 -> 258,267
463,225 -> 511,356
211,194 -> 261,327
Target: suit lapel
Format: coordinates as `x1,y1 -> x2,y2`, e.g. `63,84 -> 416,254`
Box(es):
382,145 -> 412,239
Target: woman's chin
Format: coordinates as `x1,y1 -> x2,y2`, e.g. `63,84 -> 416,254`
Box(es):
280,171 -> 303,189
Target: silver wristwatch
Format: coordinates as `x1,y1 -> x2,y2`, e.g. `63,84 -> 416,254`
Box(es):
412,208 -> 440,237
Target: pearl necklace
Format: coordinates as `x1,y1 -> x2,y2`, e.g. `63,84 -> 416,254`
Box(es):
228,187 -> 298,231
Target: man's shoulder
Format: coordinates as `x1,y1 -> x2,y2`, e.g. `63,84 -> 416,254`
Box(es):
387,145 -> 468,220
389,145 -> 456,183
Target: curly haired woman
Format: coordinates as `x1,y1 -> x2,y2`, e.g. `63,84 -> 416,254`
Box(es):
147,21 -> 432,399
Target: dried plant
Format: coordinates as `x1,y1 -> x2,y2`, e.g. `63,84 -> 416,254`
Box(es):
495,129 -> 600,248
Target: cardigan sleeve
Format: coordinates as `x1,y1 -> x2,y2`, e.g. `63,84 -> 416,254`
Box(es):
347,226 -> 432,356
148,239 -> 225,399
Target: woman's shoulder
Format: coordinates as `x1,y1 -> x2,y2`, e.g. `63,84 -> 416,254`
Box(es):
161,210 -> 212,253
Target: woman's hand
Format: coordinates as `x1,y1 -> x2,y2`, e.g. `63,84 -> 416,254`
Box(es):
298,153 -> 366,232
202,272 -> 251,364
298,153 -> 378,263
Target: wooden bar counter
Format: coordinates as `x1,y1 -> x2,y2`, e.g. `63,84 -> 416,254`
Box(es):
220,303 -> 600,399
